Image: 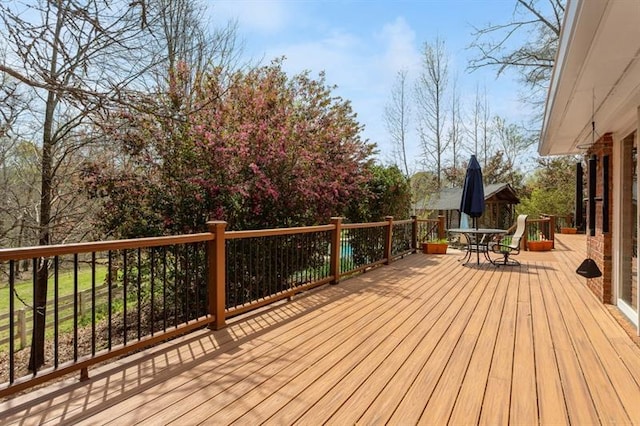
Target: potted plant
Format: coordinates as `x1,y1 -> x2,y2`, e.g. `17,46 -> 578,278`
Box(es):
560,227 -> 577,234
527,233 -> 553,251
422,238 -> 449,254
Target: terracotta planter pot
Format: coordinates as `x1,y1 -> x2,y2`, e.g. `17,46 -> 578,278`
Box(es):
422,242 -> 448,254
527,240 -> 553,251
560,227 -> 577,234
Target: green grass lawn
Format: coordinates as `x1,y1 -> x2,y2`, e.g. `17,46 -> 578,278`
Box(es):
0,266 -> 108,313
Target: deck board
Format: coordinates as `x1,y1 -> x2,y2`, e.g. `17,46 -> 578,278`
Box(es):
447,267 -> 509,425
268,255 -> 472,425
478,261 -> 519,426
320,259 -> 479,425
1,235 -> 640,426
386,263 -> 488,424
416,260 -> 502,424
509,264 -> 537,425
529,262 -> 569,425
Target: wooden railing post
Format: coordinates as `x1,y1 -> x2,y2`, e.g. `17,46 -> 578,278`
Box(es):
437,215 -> 446,240
207,221 -> 227,330
548,215 -> 556,249
411,215 -> 418,252
330,217 -> 342,285
384,216 -> 394,264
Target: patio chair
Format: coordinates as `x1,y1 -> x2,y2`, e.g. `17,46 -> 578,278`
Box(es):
489,214 -> 528,266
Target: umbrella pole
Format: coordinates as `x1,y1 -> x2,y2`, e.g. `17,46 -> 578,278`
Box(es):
473,217 -> 480,265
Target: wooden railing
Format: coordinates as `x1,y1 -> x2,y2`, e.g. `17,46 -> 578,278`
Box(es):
416,216 -> 446,243
500,215 -> 558,251
0,216 -> 416,397
541,213 -> 574,232
525,216 -> 555,249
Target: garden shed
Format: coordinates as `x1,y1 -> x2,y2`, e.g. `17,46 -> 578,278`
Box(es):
415,183 -> 520,229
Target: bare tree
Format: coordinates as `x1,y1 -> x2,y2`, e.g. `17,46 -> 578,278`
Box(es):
447,73 -> 464,174
149,0 -> 241,110
415,37 -> 449,190
468,0 -> 564,110
384,69 -> 411,177
1,0 -> 242,371
467,84 -> 493,168
493,115 -> 535,182
0,70 -> 30,247
481,86 -> 492,168
0,0 -> 158,371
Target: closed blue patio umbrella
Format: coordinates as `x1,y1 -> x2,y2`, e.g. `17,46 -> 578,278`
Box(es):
460,155 -> 486,265
460,155 -> 485,229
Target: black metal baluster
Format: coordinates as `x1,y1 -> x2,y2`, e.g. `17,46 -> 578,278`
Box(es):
123,250 -> 128,345
293,235 -> 299,288
174,245 -> 178,327
240,239 -> 251,306
91,252 -> 96,356
185,244 -> 190,322
295,234 -> 300,287
249,238 -> 254,303
252,239 -> 258,301
345,229 -> 349,272
307,233 -> 312,283
259,237 -> 265,298
199,242 -> 204,316
191,243 -> 202,319
296,234 -> 301,287
73,254 -> 78,362
162,246 -> 167,332
137,248 -> 142,340
268,237 -> 274,297
305,233 -> 310,284
9,260 -> 15,384
286,235 -> 291,292
54,256 -> 59,367
205,242 -> 210,315
239,240 -> 245,305
232,240 -> 241,307
278,237 -> 283,294
32,258 -> 36,377
327,231 -> 332,277
150,248 -> 155,336
108,251 -> 113,350
341,230 -> 347,272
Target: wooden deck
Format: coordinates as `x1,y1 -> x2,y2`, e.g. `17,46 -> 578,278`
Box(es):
1,234 -> 639,425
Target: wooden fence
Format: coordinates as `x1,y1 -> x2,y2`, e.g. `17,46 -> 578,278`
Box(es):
0,285 -> 109,349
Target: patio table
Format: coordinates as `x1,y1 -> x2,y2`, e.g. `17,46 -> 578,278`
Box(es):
448,228 -> 507,265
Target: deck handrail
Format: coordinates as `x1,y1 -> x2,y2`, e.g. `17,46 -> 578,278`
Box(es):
0,216 -> 416,397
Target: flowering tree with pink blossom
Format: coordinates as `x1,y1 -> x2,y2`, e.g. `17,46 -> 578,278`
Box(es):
86,60 -> 375,237
82,60 -> 380,308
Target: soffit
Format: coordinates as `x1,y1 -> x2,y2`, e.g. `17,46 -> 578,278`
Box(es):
540,0 -> 640,155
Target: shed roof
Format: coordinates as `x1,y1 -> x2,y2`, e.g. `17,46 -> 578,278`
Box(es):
416,183 -> 520,211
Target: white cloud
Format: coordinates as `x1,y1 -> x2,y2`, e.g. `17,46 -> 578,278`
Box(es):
264,31 -> 369,89
210,0 -> 292,34
378,17 -> 421,75
259,29 -> 397,153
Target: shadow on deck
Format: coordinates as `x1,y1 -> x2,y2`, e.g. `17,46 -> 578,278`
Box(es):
1,234 -> 639,425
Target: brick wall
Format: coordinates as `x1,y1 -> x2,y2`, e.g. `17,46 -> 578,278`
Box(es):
586,133 -> 613,303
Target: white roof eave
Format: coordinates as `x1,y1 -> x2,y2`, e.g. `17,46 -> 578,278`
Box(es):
539,0 -> 640,156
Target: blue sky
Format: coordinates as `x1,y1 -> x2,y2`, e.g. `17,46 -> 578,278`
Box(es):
208,0 -> 531,168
